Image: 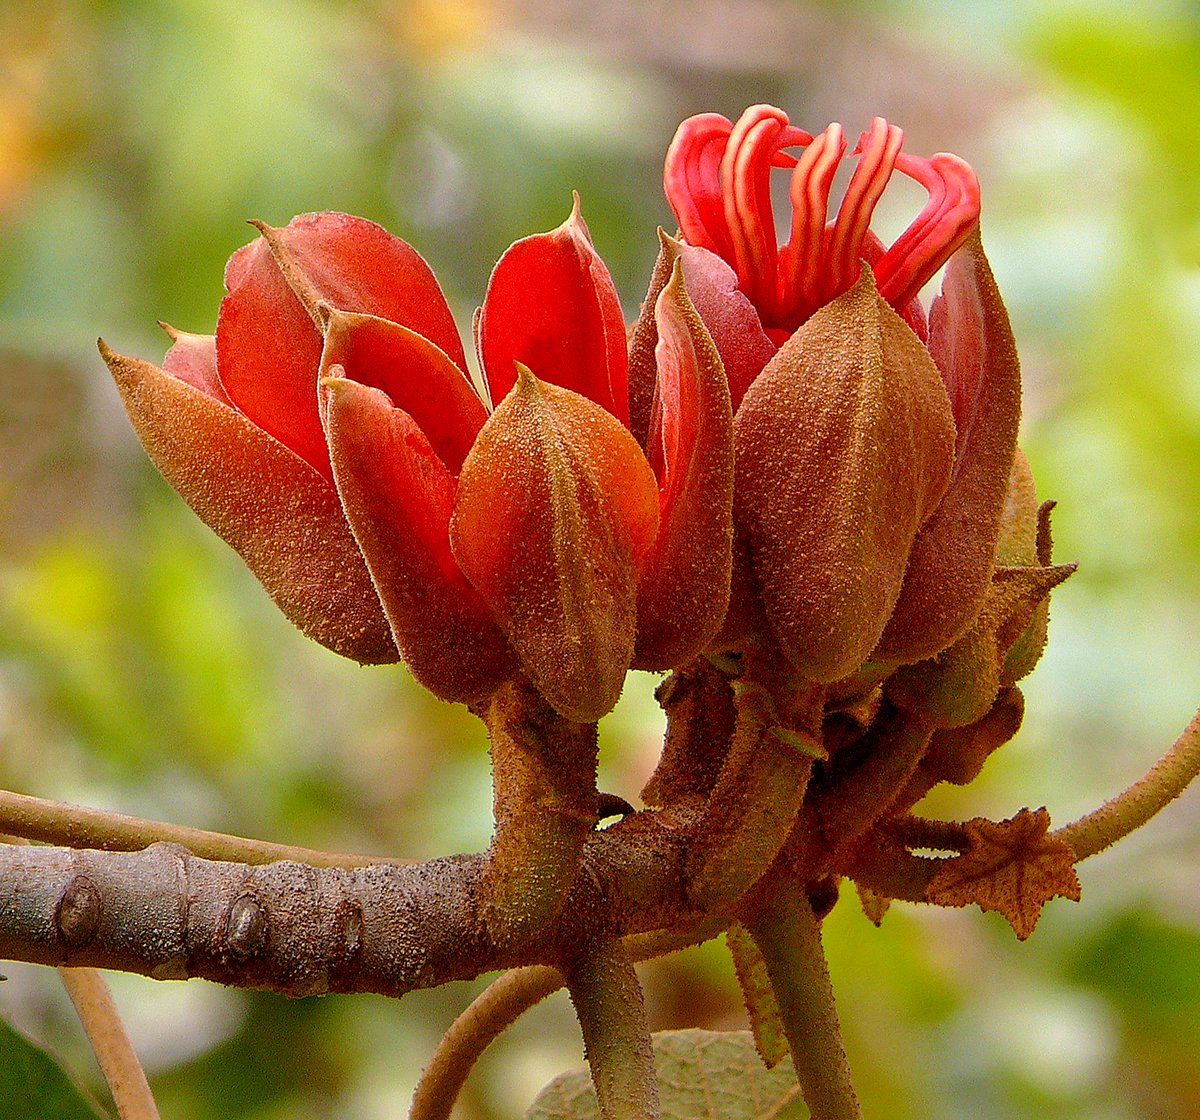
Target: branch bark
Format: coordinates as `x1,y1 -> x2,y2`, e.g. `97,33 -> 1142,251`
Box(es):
0,810 -> 696,999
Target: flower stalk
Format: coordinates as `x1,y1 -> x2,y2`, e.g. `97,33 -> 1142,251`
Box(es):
0,788 -> 407,868
59,966 -> 160,1120
565,938 -> 661,1120
478,679 -> 600,947
1054,706 -> 1200,859
744,877 -> 862,1120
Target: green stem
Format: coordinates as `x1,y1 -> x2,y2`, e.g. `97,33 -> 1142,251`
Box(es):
1055,706 -> 1200,859
565,939 -> 660,1120
59,967 -> 160,1120
0,788 -> 406,868
744,879 -> 862,1120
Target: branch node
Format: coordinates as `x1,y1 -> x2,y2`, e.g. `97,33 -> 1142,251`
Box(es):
225,894 -> 269,962
56,874 -> 102,950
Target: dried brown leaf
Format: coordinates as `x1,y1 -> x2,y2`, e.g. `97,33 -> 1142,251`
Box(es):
925,807 -> 1081,939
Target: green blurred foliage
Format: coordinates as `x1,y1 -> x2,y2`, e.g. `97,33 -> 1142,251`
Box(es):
0,1017 -> 104,1120
1,1 -> 1198,1118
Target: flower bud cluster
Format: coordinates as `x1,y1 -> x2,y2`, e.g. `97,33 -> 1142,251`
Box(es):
102,105 -> 1066,731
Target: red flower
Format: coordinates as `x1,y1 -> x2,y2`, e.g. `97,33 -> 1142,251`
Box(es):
632,105 -> 1022,680
663,105 -> 980,348
102,201 -> 734,721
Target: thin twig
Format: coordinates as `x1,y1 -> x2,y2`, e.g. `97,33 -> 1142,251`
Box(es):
0,788 -> 409,868
1054,706 -> 1200,860
410,966 -> 562,1120
59,967 -> 160,1120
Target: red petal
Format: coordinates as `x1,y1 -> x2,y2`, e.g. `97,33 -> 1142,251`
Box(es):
874,229 -> 1022,663
478,196 -> 629,424
318,307 -> 486,475
627,235 -> 775,446
253,212 -> 466,369
670,239 -> 777,412
323,375 -> 515,703
450,369 -> 659,722
216,235 -> 327,473
634,260 -> 735,669
100,341 -> 397,664
216,212 -> 466,479
159,325 -> 230,404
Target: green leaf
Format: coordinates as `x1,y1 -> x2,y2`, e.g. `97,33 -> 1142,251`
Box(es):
0,1015 -> 106,1120
725,923 -> 789,1068
525,1029 -> 807,1120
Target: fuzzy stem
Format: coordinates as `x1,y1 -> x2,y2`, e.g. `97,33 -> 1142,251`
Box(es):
566,939 -> 660,1120
0,788 -> 408,868
409,920 -> 728,1120
59,967 -> 160,1120
1055,706 -> 1200,859
745,879 -> 862,1120
685,681 -> 820,908
479,680 -> 599,948
809,703 -> 934,859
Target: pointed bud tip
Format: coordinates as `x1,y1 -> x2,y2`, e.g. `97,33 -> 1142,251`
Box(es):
560,191 -> 592,244
513,361 -> 540,393
314,300 -> 338,331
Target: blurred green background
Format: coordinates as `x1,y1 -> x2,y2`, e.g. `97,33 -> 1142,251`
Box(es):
2,1 -> 1198,1117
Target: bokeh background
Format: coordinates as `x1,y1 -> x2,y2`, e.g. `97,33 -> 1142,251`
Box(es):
2,1 -> 1199,1117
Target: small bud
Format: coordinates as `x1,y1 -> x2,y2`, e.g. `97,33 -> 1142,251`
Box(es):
451,368 -> 659,722
733,267 -> 955,681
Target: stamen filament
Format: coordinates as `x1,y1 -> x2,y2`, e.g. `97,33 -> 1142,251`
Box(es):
825,119 -> 903,299
722,106 -> 792,321
876,152 -> 980,309
663,105 -> 981,335
664,114 -> 736,260
781,124 -> 845,327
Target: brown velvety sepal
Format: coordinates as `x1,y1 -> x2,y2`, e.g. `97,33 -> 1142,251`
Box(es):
633,261 -> 735,670
450,368 -> 660,722
875,229 -> 1022,664
733,267 -> 955,682
100,341 -> 397,664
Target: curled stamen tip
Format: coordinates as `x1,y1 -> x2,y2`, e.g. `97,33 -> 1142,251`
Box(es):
739,103 -> 792,125
820,121 -> 846,144
778,123 -> 815,148
934,152 -> 982,206
852,117 -> 902,157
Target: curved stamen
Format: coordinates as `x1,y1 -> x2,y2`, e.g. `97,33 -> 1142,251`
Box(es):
875,151 -> 981,310
721,105 -> 795,321
780,123 -> 845,328
825,118 -> 903,300
664,113 -> 736,261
